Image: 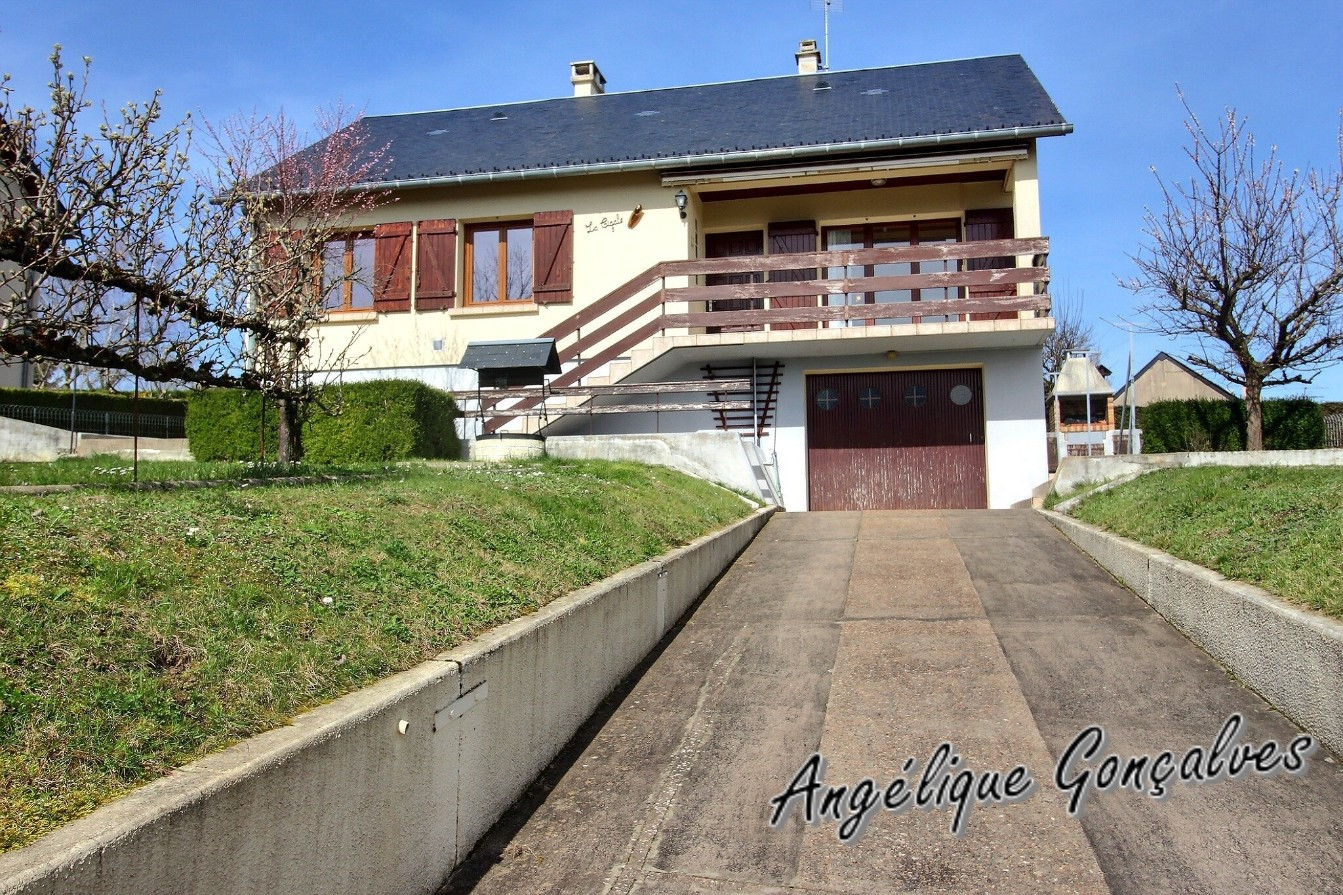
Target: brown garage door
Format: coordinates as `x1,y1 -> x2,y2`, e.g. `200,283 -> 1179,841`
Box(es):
807,369 -> 987,510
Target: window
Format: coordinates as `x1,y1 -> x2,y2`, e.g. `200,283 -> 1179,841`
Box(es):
322,233 -> 375,311
822,219 -> 960,326
466,221 -> 534,304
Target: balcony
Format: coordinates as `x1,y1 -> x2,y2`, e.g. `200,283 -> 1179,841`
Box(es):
479,238 -> 1052,433
660,236 -> 1051,333
540,235 -> 1051,383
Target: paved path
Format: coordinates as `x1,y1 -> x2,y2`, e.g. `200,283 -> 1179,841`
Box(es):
439,511 -> 1343,894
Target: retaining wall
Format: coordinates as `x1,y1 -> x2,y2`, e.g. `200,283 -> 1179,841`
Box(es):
0,415 -> 192,462
1053,448 -> 1343,495
0,416 -> 68,461
1043,510 -> 1343,759
74,434 -> 192,461
544,431 -> 772,502
0,507 -> 774,895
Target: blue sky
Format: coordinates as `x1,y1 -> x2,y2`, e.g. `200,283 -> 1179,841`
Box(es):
4,1 -> 1343,397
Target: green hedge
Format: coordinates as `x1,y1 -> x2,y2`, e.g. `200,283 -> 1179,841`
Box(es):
304,380 -> 459,463
0,387 -> 186,417
184,390 -> 279,461
186,381 -> 459,463
1139,398 -> 1325,452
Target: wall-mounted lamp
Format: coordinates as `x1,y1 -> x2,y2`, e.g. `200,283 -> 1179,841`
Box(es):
885,349 -> 900,360
870,178 -> 888,187
628,204 -> 644,228
674,189 -> 689,220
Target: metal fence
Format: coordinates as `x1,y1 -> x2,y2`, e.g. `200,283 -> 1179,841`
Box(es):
0,404 -> 186,439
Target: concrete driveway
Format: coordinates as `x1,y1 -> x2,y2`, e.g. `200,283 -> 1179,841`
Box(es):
438,511 -> 1343,894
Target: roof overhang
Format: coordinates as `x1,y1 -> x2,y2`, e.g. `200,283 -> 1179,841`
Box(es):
660,146 -> 1029,190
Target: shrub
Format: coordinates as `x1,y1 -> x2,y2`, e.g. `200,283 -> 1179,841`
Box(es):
185,390 -> 279,461
0,386 -> 186,417
1139,398 -> 1325,452
185,381 -> 458,463
303,380 -> 459,463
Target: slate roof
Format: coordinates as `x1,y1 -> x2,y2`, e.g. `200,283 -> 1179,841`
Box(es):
458,339 -> 561,388
336,54 -> 1068,189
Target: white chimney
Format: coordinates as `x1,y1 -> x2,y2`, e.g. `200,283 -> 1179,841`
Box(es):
570,61 -> 606,97
795,39 -> 822,75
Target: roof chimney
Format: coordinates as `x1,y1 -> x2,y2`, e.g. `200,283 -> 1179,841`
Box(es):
570,61 -> 606,97
795,39 -> 822,75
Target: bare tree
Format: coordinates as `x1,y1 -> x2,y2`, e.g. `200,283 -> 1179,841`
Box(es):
1043,283 -> 1096,391
0,49 -> 391,460
198,104 -> 391,459
1125,96 -> 1343,450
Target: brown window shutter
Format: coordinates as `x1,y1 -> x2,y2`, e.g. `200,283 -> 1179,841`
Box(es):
767,221 -> 818,332
417,218 -> 458,310
532,210 -> 574,304
372,222 -> 412,312
259,230 -> 304,317
964,208 -> 1016,320
964,209 -> 1014,270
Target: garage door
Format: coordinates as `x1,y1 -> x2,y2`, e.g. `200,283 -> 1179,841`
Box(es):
806,369 -> 987,510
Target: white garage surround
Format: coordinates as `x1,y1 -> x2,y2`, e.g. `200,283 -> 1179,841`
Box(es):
327,345 -> 1049,511
769,347 -> 1048,510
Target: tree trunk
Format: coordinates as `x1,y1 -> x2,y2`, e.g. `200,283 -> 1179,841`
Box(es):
1244,377 -> 1264,451
277,396 -> 303,463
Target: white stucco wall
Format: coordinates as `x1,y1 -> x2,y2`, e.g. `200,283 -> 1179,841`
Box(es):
541,345 -> 1049,510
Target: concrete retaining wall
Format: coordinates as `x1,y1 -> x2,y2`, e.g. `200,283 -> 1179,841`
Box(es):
544,431 -> 773,502
1054,448 -> 1343,494
0,416 -> 69,461
0,416 -> 192,462
74,434 -> 192,461
0,507 -> 774,895
1043,510 -> 1343,759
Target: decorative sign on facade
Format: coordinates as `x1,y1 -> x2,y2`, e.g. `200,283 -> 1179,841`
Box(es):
584,214 -> 626,234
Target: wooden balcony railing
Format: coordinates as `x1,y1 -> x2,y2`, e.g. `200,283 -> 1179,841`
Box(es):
480,237 -> 1050,432
661,237 -> 1050,329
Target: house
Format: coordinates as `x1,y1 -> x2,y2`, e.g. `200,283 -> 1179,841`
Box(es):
0,125 -> 33,390
1112,351 -> 1236,407
304,43 -> 1072,510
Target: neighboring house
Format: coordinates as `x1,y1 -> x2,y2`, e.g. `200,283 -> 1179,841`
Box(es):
304,43 -> 1072,510
0,126 -> 31,390
0,356 -> 29,388
1112,351 -> 1236,407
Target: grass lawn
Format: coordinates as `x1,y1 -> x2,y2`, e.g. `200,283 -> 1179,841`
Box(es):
1069,466 -> 1343,620
0,454 -> 392,487
0,459 -> 753,852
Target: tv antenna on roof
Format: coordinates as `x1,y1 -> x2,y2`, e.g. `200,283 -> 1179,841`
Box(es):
810,0 -> 843,71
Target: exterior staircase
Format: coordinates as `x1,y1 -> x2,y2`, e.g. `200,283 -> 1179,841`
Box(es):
474,238 -> 1053,434
701,362 -> 784,438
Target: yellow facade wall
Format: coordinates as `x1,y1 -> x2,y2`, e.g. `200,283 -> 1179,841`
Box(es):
312,147 -> 1042,373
